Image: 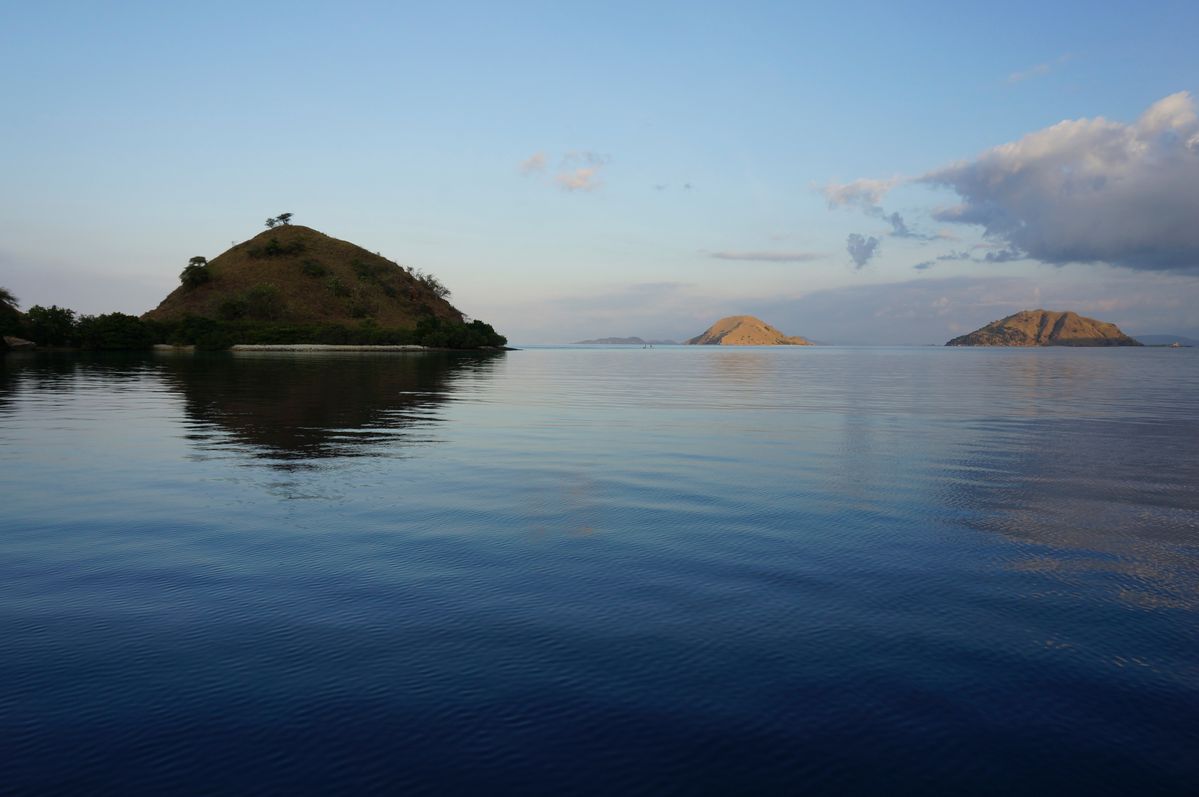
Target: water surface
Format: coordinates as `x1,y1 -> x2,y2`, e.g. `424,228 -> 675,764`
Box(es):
2,347 -> 1197,794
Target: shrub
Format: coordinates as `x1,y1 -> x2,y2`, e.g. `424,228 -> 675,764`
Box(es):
244,284 -> 285,321
0,287 -> 21,336
23,304 -> 77,345
326,276 -> 350,297
352,259 -> 373,280
217,297 -> 248,321
414,317 -> 506,348
248,238 -> 305,258
76,313 -> 154,350
300,259 -> 327,277
347,286 -> 378,319
410,267 -> 451,299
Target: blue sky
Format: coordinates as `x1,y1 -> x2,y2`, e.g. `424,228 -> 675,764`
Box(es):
2,0 -> 1198,342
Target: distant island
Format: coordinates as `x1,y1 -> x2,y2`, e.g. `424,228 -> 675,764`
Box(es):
1134,334 -> 1197,347
946,310 -> 1141,347
687,315 -> 812,345
573,337 -> 679,345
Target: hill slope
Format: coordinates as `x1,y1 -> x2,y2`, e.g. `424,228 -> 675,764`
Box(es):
946,310 -> 1141,347
144,225 -> 465,328
687,315 -> 811,345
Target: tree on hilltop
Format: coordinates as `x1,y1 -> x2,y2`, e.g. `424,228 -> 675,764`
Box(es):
180,256 -> 211,288
276,212 -> 293,225
265,217 -> 278,228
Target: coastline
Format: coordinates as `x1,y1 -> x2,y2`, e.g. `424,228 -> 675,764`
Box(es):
148,343 -> 516,353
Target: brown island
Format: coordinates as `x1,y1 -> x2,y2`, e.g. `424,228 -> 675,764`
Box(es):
687,315 -> 812,345
946,310 -> 1142,347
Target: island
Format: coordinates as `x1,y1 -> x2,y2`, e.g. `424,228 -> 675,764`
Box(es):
946,310 -> 1142,347
686,315 -> 812,345
573,337 -> 680,345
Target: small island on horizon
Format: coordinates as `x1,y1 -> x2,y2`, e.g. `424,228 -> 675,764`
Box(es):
946,310 -> 1142,347
573,336 -> 680,345
686,315 -> 812,346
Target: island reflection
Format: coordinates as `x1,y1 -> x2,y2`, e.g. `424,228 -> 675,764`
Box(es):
156,351 -> 504,461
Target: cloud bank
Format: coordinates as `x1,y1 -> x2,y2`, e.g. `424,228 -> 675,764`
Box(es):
924,91 -> 1199,272
711,251 -> 822,263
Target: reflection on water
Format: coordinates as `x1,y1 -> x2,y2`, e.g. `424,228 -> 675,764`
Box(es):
950,415 -> 1199,610
156,351 -> 504,460
2,346 -> 1198,794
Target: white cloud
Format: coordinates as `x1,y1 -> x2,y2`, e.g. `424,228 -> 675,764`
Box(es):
1007,54 -> 1072,84
555,166 -> 603,192
821,177 -> 934,240
521,150 -> 610,192
923,91 -> 1199,272
820,177 -> 900,210
519,152 -> 547,174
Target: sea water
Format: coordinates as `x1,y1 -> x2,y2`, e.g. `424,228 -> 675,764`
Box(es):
1,346 -> 1197,794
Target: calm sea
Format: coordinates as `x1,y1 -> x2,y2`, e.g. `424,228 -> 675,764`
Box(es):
2,346 -> 1197,795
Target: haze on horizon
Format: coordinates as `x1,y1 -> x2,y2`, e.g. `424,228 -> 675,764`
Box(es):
2,0 -> 1198,344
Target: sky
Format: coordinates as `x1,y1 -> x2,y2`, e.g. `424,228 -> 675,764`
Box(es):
2,0 -> 1198,344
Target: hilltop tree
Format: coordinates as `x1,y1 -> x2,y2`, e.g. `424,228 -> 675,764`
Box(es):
276,212 -> 293,225
265,217 -> 278,229
180,256 -> 212,288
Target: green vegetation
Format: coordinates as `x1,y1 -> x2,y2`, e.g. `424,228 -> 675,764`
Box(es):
300,258 -> 328,277
24,305 -> 77,345
217,284 -> 287,321
352,258 -> 381,281
0,287 -> 506,351
2,222 -> 508,352
348,286 -> 377,319
77,313 -> 156,350
409,266 -> 451,299
1,287 -> 25,336
148,315 -> 506,349
180,256 -> 211,288
325,275 -> 350,297
248,237 -> 306,258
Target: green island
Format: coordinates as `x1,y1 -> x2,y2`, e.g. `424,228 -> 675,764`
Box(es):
0,216 -> 507,352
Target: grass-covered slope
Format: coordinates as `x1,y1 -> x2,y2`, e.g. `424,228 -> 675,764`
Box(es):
145,225 -> 465,328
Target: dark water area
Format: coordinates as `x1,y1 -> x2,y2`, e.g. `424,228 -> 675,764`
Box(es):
2,346 -> 1197,795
